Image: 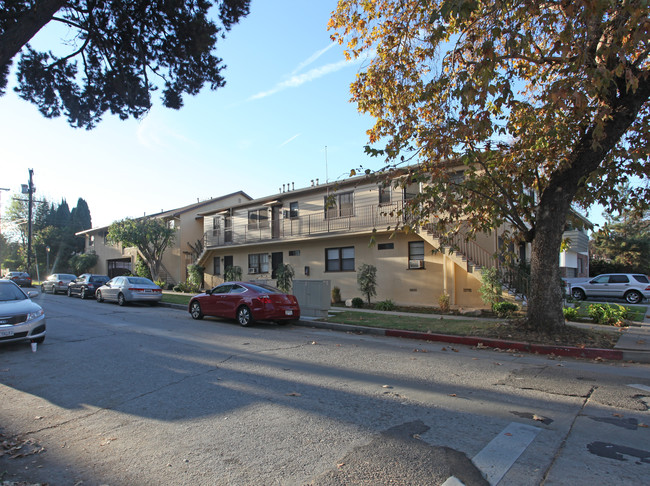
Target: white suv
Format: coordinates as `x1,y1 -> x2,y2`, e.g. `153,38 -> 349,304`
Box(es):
570,274 -> 650,304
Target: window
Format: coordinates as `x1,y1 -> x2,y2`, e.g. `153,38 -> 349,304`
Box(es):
168,219 -> 177,229
379,186 -> 391,205
404,182 -> 419,201
325,191 -> 354,218
212,217 -> 220,236
288,250 -> 300,256
408,241 -> 425,269
326,247 -> 355,272
378,243 -> 394,250
248,253 -> 269,274
89,235 -> 95,246
213,257 -> 221,275
248,209 -> 268,230
289,201 -> 299,219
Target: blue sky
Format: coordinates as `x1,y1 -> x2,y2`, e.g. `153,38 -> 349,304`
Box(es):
1,1 -> 376,230
1,0 -> 606,233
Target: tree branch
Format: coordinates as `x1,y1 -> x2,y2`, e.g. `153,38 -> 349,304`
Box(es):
0,0 -> 67,68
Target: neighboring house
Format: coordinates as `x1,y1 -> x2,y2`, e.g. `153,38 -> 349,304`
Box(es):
76,192 -> 252,285
559,215 -> 591,279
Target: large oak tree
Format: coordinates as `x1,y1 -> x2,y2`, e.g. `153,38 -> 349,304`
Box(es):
330,0 -> 650,332
0,0 -> 250,128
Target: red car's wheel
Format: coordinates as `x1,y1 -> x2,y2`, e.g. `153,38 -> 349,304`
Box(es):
190,301 -> 203,320
237,306 -> 253,326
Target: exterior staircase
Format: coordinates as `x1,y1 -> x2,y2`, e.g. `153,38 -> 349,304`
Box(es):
418,225 -> 529,304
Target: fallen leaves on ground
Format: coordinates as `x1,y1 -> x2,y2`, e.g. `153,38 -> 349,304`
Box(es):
475,319 -> 619,349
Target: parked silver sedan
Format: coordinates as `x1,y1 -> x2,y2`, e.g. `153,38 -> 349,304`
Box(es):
96,276 -> 162,306
0,280 -> 46,346
41,273 -> 77,294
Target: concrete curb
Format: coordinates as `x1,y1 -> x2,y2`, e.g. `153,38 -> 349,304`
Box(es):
161,302 -> 648,363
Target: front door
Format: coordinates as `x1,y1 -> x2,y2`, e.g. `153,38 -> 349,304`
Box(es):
271,252 -> 283,279
224,255 -> 234,279
271,206 -> 281,239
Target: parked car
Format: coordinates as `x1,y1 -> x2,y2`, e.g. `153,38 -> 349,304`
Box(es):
0,280 -> 46,346
96,276 -> 163,306
188,281 -> 300,326
3,271 -> 32,287
570,273 -> 650,304
41,273 -> 77,294
67,274 -> 110,299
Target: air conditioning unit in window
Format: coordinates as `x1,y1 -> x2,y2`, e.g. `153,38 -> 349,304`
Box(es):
248,268 -> 256,274
409,259 -> 424,269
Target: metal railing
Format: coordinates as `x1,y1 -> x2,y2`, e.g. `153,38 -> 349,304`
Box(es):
204,202 -> 407,248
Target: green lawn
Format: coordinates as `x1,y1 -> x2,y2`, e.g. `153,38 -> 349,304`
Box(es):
162,293 -> 192,306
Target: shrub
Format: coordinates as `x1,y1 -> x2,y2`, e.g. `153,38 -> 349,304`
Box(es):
438,292 -> 450,312
172,281 -> 200,293
154,279 -> 166,289
68,253 -> 98,275
479,267 -> 502,309
275,263 -> 295,293
187,264 -> 204,289
135,255 -> 152,279
493,301 -> 518,318
563,307 -> 579,321
351,297 -> 364,308
224,265 -> 242,282
357,263 -> 377,304
332,286 -> 341,304
374,299 -> 396,311
588,303 -> 630,326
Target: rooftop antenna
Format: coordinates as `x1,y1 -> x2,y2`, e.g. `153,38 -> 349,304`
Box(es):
325,145 -> 329,184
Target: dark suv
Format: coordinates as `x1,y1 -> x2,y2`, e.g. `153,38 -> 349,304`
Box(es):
67,274 -> 110,299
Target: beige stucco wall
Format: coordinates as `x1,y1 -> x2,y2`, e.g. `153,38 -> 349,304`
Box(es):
202,231 -> 486,309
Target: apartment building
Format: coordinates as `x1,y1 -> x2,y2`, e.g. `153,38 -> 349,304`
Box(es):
196,175 -> 502,308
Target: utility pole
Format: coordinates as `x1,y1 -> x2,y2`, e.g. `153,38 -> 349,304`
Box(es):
22,169 -> 34,270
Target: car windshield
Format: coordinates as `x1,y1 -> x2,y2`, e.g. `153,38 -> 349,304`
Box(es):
0,283 -> 28,302
126,277 -> 154,285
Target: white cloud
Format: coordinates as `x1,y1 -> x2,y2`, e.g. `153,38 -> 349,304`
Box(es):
279,133 -> 301,148
248,58 -> 353,101
290,43 -> 337,76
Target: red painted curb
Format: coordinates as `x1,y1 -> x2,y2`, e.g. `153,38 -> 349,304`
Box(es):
384,329 -> 624,360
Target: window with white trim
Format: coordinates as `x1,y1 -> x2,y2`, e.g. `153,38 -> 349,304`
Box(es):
325,191 -> 354,219
248,253 -> 269,274
325,247 -> 355,272
408,241 -> 425,269
248,209 -> 268,230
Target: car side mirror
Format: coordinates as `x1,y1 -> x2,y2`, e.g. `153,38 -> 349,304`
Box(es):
27,290 -> 38,299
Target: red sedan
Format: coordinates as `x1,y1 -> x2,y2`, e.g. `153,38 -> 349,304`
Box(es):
188,281 -> 300,326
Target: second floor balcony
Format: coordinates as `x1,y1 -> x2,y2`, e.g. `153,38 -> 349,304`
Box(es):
204,202 -> 409,249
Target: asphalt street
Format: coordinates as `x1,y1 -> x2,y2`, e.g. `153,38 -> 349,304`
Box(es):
0,292 -> 649,485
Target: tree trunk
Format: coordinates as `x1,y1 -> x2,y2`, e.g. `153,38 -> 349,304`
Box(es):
0,0 -> 66,68
526,196 -> 570,332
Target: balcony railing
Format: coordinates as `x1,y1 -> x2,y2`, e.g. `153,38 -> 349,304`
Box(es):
204,202 -> 407,248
